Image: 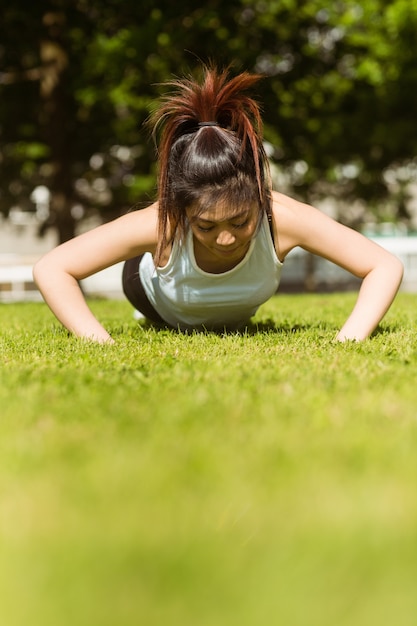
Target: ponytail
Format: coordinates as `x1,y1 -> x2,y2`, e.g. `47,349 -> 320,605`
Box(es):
149,65 -> 271,264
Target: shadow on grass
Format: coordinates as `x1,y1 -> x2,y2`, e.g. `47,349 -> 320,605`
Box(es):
371,324 -> 403,337
129,316 -> 403,340
132,317 -> 335,337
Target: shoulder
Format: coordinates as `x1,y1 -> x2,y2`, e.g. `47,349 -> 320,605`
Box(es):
119,202 -> 159,230
270,190 -> 329,259
270,190 -> 371,261
271,190 -> 319,225
33,201 -> 161,281
77,200 -> 160,260
270,190 -> 398,279
110,202 -> 159,252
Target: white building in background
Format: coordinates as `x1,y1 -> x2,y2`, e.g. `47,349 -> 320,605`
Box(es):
1,208 -> 417,302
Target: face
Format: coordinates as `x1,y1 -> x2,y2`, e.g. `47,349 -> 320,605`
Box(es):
187,202 -> 260,265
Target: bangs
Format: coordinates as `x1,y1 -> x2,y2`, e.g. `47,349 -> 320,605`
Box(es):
187,173 -> 261,221
189,201 -> 257,225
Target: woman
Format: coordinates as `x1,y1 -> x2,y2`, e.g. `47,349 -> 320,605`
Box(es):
33,65 -> 403,343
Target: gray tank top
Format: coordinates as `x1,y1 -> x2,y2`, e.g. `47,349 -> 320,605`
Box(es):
139,213 -> 283,330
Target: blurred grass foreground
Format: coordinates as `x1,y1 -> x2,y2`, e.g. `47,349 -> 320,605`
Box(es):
1,293 -> 417,626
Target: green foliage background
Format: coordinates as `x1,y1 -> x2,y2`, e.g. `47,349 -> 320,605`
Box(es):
1,0 -> 417,240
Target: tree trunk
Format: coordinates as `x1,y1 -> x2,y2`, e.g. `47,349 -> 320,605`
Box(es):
39,9 -> 76,244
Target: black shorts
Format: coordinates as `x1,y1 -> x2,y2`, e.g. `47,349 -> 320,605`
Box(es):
122,255 -> 167,325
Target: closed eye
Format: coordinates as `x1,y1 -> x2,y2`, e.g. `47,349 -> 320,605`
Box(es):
232,219 -> 249,229
197,225 -> 214,232
195,215 -> 251,232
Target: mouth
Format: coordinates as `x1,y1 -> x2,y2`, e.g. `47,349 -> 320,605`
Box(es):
215,247 -> 240,256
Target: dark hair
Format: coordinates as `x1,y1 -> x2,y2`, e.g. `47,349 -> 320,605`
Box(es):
150,65 -> 271,263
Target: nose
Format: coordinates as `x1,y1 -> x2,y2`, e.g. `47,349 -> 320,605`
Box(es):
216,230 -> 236,246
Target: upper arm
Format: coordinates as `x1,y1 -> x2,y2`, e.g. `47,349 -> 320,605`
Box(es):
34,203 -> 159,281
271,191 -> 400,279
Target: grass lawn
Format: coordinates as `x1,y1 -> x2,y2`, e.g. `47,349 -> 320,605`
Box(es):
1,292 -> 417,626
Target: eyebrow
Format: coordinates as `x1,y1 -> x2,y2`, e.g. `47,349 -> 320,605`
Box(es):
196,210 -> 250,224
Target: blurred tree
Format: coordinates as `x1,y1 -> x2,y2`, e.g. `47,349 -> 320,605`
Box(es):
249,0 -> 417,226
1,0 -> 417,243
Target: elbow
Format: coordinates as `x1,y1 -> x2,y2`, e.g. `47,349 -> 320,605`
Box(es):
32,258 -> 40,288
32,255 -> 51,292
33,254 -> 78,297
379,253 -> 404,296
32,257 -> 44,289
392,254 -> 404,289
362,253 -> 404,294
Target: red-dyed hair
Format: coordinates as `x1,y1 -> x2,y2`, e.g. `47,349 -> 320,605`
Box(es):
149,65 -> 271,264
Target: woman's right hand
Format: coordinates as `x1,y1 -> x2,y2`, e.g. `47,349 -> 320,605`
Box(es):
33,204 -> 159,342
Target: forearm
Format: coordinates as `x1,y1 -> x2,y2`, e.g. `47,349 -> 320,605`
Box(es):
33,264 -> 114,343
336,256 -> 403,341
